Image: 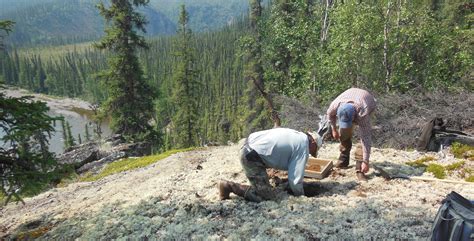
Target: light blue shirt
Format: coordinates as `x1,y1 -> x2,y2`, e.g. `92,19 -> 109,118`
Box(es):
248,128 -> 309,196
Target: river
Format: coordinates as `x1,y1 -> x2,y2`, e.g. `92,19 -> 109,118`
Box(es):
2,88 -> 112,154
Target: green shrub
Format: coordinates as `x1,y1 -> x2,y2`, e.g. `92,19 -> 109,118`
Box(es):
426,164 -> 446,179
451,142 -> 474,159
445,161 -> 465,171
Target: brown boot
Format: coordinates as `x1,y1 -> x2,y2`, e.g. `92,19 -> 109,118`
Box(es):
336,155 -> 349,168
356,171 -> 368,182
218,181 -> 232,200
217,181 -> 250,200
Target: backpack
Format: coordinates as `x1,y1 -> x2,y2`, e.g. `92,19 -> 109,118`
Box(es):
430,191 -> 474,241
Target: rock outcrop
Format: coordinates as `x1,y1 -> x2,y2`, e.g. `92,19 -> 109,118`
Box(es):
57,134 -> 151,173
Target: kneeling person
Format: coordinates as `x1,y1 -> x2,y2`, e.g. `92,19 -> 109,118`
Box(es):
218,128 -> 322,202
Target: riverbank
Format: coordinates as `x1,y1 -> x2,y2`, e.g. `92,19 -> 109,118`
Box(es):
2,87 -> 111,153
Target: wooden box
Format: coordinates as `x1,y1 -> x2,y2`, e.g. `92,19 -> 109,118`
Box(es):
304,157 -> 333,179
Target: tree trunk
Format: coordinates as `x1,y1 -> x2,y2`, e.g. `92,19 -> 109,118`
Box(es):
383,1 -> 392,92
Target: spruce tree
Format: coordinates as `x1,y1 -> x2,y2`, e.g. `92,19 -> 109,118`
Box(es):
85,123 -> 91,141
0,21 -> 60,203
95,0 -> 158,143
171,5 -> 200,148
66,121 -> 75,148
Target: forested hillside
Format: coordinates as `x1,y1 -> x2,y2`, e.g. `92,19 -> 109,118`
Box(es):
1,0 -> 472,150
0,0 -> 176,46
149,0 -> 249,31
0,0 -> 249,46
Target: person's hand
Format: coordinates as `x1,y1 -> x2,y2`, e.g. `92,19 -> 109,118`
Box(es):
361,162 -> 369,173
332,128 -> 340,140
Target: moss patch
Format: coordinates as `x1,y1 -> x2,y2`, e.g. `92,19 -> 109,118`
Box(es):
406,156 -> 435,168
465,175 -> 474,182
451,142 -> 474,159
80,148 -> 196,182
426,164 -> 446,179
445,161 -> 465,171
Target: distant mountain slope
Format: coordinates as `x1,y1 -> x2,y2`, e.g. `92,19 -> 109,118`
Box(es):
149,0 -> 249,32
0,0 -> 176,46
0,0 -> 249,46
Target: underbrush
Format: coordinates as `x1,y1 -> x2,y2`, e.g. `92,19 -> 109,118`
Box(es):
451,142 -> 474,160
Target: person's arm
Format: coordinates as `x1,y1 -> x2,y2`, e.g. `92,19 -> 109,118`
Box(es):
327,101 -> 340,139
287,148 -> 309,196
327,101 -> 338,130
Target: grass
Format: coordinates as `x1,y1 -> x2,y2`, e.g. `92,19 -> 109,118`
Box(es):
426,164 -> 446,179
80,148 -> 196,182
406,155 -> 435,168
451,142 -> 474,159
445,161 -> 465,171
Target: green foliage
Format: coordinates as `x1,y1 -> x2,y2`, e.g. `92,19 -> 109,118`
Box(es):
95,0 -> 159,144
171,5 -> 201,148
426,163 -> 446,179
451,142 -> 474,159
445,161 -> 465,171
466,175 -> 474,183
0,89 -> 62,203
406,155 -> 435,168
80,148 -> 195,182
1,1 -> 471,152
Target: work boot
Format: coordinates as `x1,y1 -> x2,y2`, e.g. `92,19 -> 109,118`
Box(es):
217,180 -> 250,200
336,155 -> 349,168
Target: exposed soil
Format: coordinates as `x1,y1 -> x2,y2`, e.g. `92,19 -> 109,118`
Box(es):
1,141 -> 472,239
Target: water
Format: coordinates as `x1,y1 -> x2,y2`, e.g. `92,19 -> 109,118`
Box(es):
1,88 -> 112,154
47,108 -> 111,154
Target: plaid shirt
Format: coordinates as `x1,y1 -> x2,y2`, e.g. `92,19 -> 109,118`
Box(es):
326,88 -> 376,162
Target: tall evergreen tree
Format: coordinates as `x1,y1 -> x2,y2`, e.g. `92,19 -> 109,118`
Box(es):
95,0 -> 158,142
171,5 -> 200,148
238,0 -> 277,135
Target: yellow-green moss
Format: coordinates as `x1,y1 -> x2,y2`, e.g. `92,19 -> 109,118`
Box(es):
465,175 -> 474,182
16,225 -> 53,239
451,142 -> 474,159
80,148 -> 196,182
406,155 -> 435,168
445,161 -> 465,171
426,164 -> 446,179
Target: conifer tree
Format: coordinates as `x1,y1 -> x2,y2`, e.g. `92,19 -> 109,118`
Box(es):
0,21 -> 59,203
171,5 -> 200,148
85,123 -> 91,141
61,119 -> 68,148
95,0 -> 158,143
66,121 -> 75,148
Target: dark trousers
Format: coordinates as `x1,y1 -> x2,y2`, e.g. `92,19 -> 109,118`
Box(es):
339,127 -> 363,171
